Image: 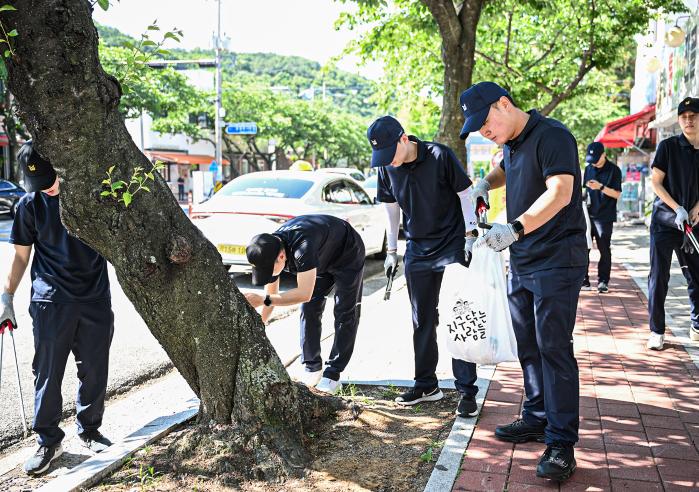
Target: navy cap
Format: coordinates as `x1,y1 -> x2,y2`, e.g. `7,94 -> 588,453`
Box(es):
17,141 -> 57,193
246,233 -> 282,286
459,82 -> 510,139
678,97 -> 699,115
585,142 -> 605,163
367,116 -> 405,168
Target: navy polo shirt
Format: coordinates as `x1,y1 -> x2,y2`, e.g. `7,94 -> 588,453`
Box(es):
499,110 -> 587,274
650,134 -> 699,230
274,214 -> 362,275
583,160 -> 622,222
10,192 -> 110,303
376,136 -> 472,267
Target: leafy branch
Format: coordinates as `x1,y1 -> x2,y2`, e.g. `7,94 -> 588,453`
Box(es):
101,161 -> 164,207
0,4 -> 18,58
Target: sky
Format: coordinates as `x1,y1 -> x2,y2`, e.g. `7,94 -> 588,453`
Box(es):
93,0 -> 383,79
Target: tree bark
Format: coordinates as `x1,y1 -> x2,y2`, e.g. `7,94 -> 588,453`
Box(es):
422,0 -> 485,164
1,0 -> 309,475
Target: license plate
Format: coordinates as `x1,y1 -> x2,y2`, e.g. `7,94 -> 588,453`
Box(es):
217,244 -> 247,256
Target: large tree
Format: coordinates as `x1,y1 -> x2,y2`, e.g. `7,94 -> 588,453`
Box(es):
0,0 -> 330,477
339,0 -> 684,159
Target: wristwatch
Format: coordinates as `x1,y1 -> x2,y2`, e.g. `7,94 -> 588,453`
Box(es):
600,185 -> 605,192
510,220 -> 524,240
263,294 -> 272,307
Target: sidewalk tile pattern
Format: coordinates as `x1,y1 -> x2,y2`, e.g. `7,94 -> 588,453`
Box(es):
453,265 -> 699,491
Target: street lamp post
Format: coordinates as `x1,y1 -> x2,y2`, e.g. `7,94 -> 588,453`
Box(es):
214,0 -> 223,174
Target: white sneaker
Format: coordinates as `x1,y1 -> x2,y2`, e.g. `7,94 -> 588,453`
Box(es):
315,377 -> 342,395
647,332 -> 665,350
299,369 -> 323,387
691,326 -> 699,341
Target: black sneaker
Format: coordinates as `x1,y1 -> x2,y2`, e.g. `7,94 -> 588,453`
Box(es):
581,278 -> 591,291
456,395 -> 478,417
597,281 -> 609,293
494,418 -> 546,443
395,386 -> 443,406
536,443 -> 576,481
24,443 -> 63,476
79,430 -> 113,453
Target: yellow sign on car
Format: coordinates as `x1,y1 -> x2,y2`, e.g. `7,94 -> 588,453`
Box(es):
217,244 -> 247,256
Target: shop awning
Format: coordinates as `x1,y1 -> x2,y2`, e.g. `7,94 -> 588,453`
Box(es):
145,151 -> 230,166
594,104 -> 656,148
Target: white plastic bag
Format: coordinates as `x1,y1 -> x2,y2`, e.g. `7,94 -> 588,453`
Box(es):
439,243 -> 518,364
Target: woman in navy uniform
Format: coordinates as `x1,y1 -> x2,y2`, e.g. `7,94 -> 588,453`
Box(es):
460,82 -> 587,482
367,115 -> 480,419
245,214 -> 365,395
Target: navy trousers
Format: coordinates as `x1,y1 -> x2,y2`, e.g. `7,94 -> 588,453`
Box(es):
508,267 -> 585,446
648,223 -> 699,334
29,300 -> 114,447
586,220 -> 614,284
404,266 -> 478,397
299,244 -> 365,381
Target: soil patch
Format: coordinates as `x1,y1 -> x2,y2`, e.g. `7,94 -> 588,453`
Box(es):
92,385 -> 459,492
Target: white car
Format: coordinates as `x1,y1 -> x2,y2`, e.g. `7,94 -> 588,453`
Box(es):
363,174 -> 378,202
316,167 -> 367,182
191,171 -> 388,271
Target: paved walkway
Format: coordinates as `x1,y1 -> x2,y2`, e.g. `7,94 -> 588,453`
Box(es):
453,225 -> 699,491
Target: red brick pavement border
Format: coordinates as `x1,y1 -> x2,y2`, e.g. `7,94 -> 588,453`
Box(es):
453,264 -> 699,491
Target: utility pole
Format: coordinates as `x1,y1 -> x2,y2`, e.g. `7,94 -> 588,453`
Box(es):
214,0 -> 223,172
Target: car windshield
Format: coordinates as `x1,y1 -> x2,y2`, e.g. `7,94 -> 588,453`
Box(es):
363,176 -> 377,189
217,176 -> 314,199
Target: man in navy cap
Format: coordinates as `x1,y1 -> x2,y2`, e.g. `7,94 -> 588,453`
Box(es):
582,141 -> 622,293
244,214 -> 365,395
646,96 -> 699,350
367,115 -> 481,418
460,81 -> 587,482
0,141 -> 114,476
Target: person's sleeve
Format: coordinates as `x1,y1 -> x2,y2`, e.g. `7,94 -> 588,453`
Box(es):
293,239 -> 318,273
611,166 -> 622,191
384,202 -> 401,251
376,167 -> 396,203
457,188 -> 477,231
651,140 -> 668,173
537,127 -> 579,179
9,196 -> 36,246
583,165 -> 590,186
444,147 -> 472,192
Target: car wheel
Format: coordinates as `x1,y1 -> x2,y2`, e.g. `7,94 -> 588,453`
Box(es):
372,233 -> 388,260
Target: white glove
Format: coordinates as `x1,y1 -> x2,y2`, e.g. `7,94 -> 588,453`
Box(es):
471,179 -> 491,209
464,233 -> 477,267
675,206 -> 689,230
1,292 -> 16,328
384,252 -> 399,277
483,223 -> 519,252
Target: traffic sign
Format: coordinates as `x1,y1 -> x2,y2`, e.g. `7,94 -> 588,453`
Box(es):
225,122 -> 257,135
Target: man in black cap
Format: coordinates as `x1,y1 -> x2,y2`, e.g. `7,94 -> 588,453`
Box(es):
244,214 -> 365,394
460,81 -> 587,482
367,115 -> 481,419
582,141 -> 622,293
0,141 -> 114,476
647,96 -> 699,350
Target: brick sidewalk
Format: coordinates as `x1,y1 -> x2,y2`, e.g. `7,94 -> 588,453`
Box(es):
453,264 -> 699,491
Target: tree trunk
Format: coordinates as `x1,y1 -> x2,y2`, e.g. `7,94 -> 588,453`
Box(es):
1,85 -> 19,181
1,0 -> 311,476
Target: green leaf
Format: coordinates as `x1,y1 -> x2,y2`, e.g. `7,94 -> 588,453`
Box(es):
145,172 -> 154,181
108,165 -> 115,174
0,5 -> 18,12
147,25 -> 160,31
141,185 -> 150,192
111,181 -> 126,191
101,179 -> 110,185
142,40 -> 157,47
7,29 -> 18,37
163,32 -> 180,42
100,191 -> 112,197
122,192 -> 133,207
97,0 -> 109,11
3,50 -> 9,58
